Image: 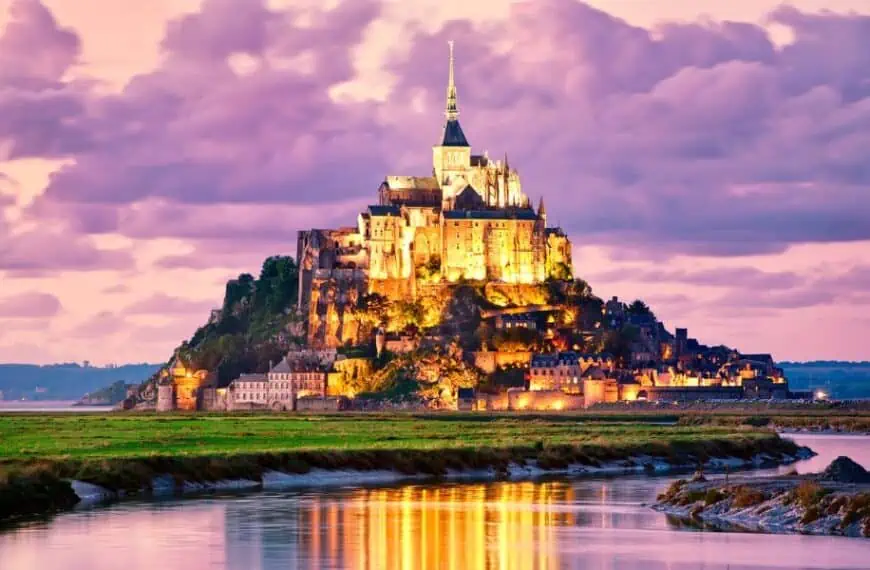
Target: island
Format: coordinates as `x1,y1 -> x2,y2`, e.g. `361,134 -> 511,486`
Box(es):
121,43 -> 807,416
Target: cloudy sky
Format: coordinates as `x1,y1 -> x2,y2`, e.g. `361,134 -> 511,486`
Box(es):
1,0 -> 869,365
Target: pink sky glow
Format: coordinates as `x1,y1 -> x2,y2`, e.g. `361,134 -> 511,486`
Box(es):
1,0 -> 870,365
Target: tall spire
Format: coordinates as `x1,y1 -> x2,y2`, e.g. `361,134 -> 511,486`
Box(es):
538,196 -> 546,217
503,152 -> 510,207
446,40 -> 459,120
439,40 -> 469,147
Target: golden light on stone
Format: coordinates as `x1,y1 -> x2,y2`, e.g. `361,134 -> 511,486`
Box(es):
297,42 -> 573,349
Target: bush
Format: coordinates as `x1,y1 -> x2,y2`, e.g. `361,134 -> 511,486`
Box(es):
0,469 -> 80,522
742,416 -> 772,427
732,486 -> 766,508
796,480 -> 827,509
801,505 -> 822,525
705,489 -> 726,506
657,479 -> 686,502
841,493 -> 870,528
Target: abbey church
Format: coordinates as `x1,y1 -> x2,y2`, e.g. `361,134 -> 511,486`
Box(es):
298,42 -> 573,347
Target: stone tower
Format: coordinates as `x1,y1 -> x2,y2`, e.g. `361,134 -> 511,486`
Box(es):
433,40 -> 471,202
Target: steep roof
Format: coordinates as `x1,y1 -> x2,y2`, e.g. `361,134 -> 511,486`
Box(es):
270,358 -> 292,374
441,119 -> 469,147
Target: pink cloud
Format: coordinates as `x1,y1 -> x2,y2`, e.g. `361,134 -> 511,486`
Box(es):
0,228 -> 133,273
0,291 -> 61,317
68,311 -> 125,338
123,293 -> 214,315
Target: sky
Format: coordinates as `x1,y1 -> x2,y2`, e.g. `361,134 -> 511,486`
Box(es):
1,0 -> 869,365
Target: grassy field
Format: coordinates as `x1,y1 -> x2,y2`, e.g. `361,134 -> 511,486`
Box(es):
0,412 -> 769,461
0,412 -> 807,521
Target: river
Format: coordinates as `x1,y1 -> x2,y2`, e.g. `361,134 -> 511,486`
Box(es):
0,434 -> 868,570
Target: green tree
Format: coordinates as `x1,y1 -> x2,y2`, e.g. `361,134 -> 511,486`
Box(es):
626,299 -> 654,320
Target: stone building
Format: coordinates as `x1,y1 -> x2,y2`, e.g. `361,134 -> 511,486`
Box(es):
298,42 -> 573,347
155,357 -> 217,412
227,353 -> 328,411
529,352 -> 615,394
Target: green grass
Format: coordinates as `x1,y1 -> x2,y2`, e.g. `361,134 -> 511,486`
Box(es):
0,412 -> 779,462
0,412 -> 806,522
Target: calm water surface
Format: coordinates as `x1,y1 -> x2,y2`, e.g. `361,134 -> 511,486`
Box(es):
1,434 -> 869,570
0,401 -> 109,412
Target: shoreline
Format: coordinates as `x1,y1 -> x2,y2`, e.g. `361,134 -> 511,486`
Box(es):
653,469 -> 870,538
73,450 -> 812,507
1,434 -> 806,523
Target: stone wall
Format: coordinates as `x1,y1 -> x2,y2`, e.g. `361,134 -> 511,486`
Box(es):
471,351 -> 532,374
156,383 -> 174,412
508,389 -> 584,411
296,396 -> 347,412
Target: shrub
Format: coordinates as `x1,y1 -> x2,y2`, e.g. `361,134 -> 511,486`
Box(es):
732,486 -> 766,508
0,469 -> 80,521
679,490 -> 707,506
827,495 -> 848,516
796,481 -> 827,509
841,493 -> 870,528
741,416 -> 772,427
705,489 -> 726,506
657,479 -> 686,502
801,505 -> 822,525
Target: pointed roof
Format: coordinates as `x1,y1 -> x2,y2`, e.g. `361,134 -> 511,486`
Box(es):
270,357 -> 292,374
537,196 -> 546,217
442,120 -> 469,147
440,40 -> 469,147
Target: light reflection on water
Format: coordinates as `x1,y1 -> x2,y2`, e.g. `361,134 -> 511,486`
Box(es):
0,434 -> 869,570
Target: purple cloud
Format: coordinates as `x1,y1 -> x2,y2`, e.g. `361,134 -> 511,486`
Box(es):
0,229 -> 133,273
0,0 -> 90,159
588,266 -> 805,290
10,0 -> 870,263
0,292 -> 61,318
33,0 -> 386,206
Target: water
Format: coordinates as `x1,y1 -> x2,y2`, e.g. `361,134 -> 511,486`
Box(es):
1,434 -> 869,570
0,401 -> 109,413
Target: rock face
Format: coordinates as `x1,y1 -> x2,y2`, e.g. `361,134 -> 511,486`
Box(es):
822,456 -> 870,483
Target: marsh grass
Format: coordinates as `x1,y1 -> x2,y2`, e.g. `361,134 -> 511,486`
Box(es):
0,412 -> 801,521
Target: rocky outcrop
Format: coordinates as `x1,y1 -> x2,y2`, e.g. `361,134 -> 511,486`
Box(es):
822,456 -> 870,483
654,458 -> 870,538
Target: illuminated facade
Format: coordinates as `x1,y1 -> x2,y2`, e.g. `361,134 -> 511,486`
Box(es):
156,357 -> 215,411
298,42 -> 573,347
227,354 -> 328,411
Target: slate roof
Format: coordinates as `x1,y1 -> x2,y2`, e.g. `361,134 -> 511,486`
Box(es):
270,358 -> 292,374
531,351 -> 580,367
441,119 -> 469,147
368,205 -> 400,216
443,208 -> 538,221
234,373 -> 267,383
